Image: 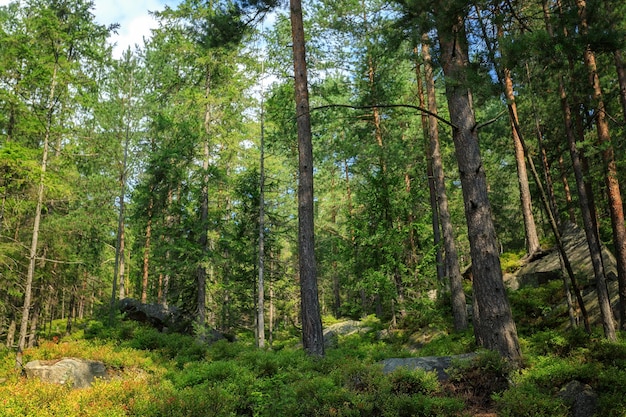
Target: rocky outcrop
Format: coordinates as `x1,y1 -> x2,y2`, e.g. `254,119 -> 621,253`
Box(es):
24,358 -> 108,389
379,353 -> 476,381
119,298 -> 190,333
513,223 -> 620,325
323,320 -> 372,349
513,223 -> 617,289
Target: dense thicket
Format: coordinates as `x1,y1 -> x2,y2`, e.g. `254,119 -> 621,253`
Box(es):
2,0 -> 626,362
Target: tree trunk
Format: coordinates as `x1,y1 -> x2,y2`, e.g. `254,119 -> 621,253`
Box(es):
16,63 -> 57,369
257,92 -> 266,348
290,0 -> 324,356
502,66 -> 541,257
576,0 -> 622,336
559,78 -> 615,339
422,36 -> 467,331
141,195 -> 153,304
436,14 -> 520,363
197,69 -> 212,334
27,300 -> 40,348
6,317 -> 16,348
110,134 -> 129,322
416,44 -> 444,287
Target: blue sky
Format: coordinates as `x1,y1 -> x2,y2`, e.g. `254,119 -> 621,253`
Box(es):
0,0 -> 183,58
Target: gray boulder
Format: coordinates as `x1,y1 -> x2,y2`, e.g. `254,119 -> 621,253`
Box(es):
119,298 -> 189,333
558,380 -> 598,417
379,353 -> 476,381
322,320 -> 372,349
24,358 -> 108,389
514,223 -> 620,326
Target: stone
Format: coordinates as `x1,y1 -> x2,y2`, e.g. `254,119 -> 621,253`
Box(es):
323,330 -> 339,349
324,320 -> 371,336
557,380 -> 598,417
119,298 -> 190,333
514,223 -> 620,326
379,353 -> 477,381
24,358 -> 108,389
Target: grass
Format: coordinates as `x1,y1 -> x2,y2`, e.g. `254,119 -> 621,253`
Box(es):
2,285 -> 626,416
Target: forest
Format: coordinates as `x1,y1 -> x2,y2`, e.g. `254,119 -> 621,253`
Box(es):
2,0 -> 626,415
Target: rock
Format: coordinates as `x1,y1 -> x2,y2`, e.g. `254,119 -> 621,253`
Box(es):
119,298 -> 190,333
321,320 -> 372,349
379,353 -> 476,381
323,330 -> 339,349
514,223 -> 620,326
557,380 -> 598,417
24,358 -> 108,389
515,223 -> 617,289
324,320 -> 371,336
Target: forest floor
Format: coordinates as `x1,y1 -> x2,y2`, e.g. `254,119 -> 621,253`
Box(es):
2,283 -> 626,416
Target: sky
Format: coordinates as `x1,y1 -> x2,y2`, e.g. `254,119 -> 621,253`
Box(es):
0,0 -> 183,58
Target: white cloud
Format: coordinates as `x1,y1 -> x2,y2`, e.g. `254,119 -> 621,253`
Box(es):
0,0 -> 181,59
93,0 -> 181,58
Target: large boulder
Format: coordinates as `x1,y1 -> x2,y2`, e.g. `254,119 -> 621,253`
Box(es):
379,353 -> 476,381
119,298 -> 190,333
513,223 -> 620,326
323,320 -> 372,349
24,358 -> 108,389
515,223 -> 617,289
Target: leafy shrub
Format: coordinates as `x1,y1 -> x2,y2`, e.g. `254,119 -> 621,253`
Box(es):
495,383 -> 568,417
500,250 -> 525,273
389,367 -> 439,395
417,329 -> 475,356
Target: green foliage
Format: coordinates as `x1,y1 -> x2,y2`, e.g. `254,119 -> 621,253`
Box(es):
508,280 -> 567,332
389,367 -> 440,395
495,384 -> 568,417
416,330 -> 476,357
500,251 -> 525,273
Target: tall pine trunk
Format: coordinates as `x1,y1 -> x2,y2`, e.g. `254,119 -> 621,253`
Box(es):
290,0 -> 324,356
422,36 -> 467,331
575,0 -> 626,331
435,13 -> 521,364
16,63 -> 57,369
257,93 -> 266,348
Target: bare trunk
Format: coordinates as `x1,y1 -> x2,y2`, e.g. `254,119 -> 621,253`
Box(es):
16,64 -> 57,369
576,0 -> 621,337
27,301 -> 39,348
416,44 -> 444,286
436,14 -> 520,363
257,93 -> 266,348
613,43 -> 626,120
422,36 -> 467,331
503,67 -> 541,256
524,63 -> 578,327
558,76 -> 613,337
141,196 -> 153,304
6,318 -> 16,347
197,70 -> 212,334
290,0 -> 324,356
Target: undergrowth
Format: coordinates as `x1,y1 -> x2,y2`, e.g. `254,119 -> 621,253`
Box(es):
2,284 -> 626,417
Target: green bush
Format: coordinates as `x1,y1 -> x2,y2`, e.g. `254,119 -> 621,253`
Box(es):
389,367 -> 439,395
495,383 -> 568,417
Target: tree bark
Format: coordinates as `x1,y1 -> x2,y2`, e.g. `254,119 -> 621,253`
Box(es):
16,63 -> 57,369
197,68 -> 212,334
257,92 -> 266,348
435,13 -> 520,363
290,0 -> 324,356
141,195 -> 153,304
416,44 -> 444,287
422,36 -> 467,331
576,0 -> 622,336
